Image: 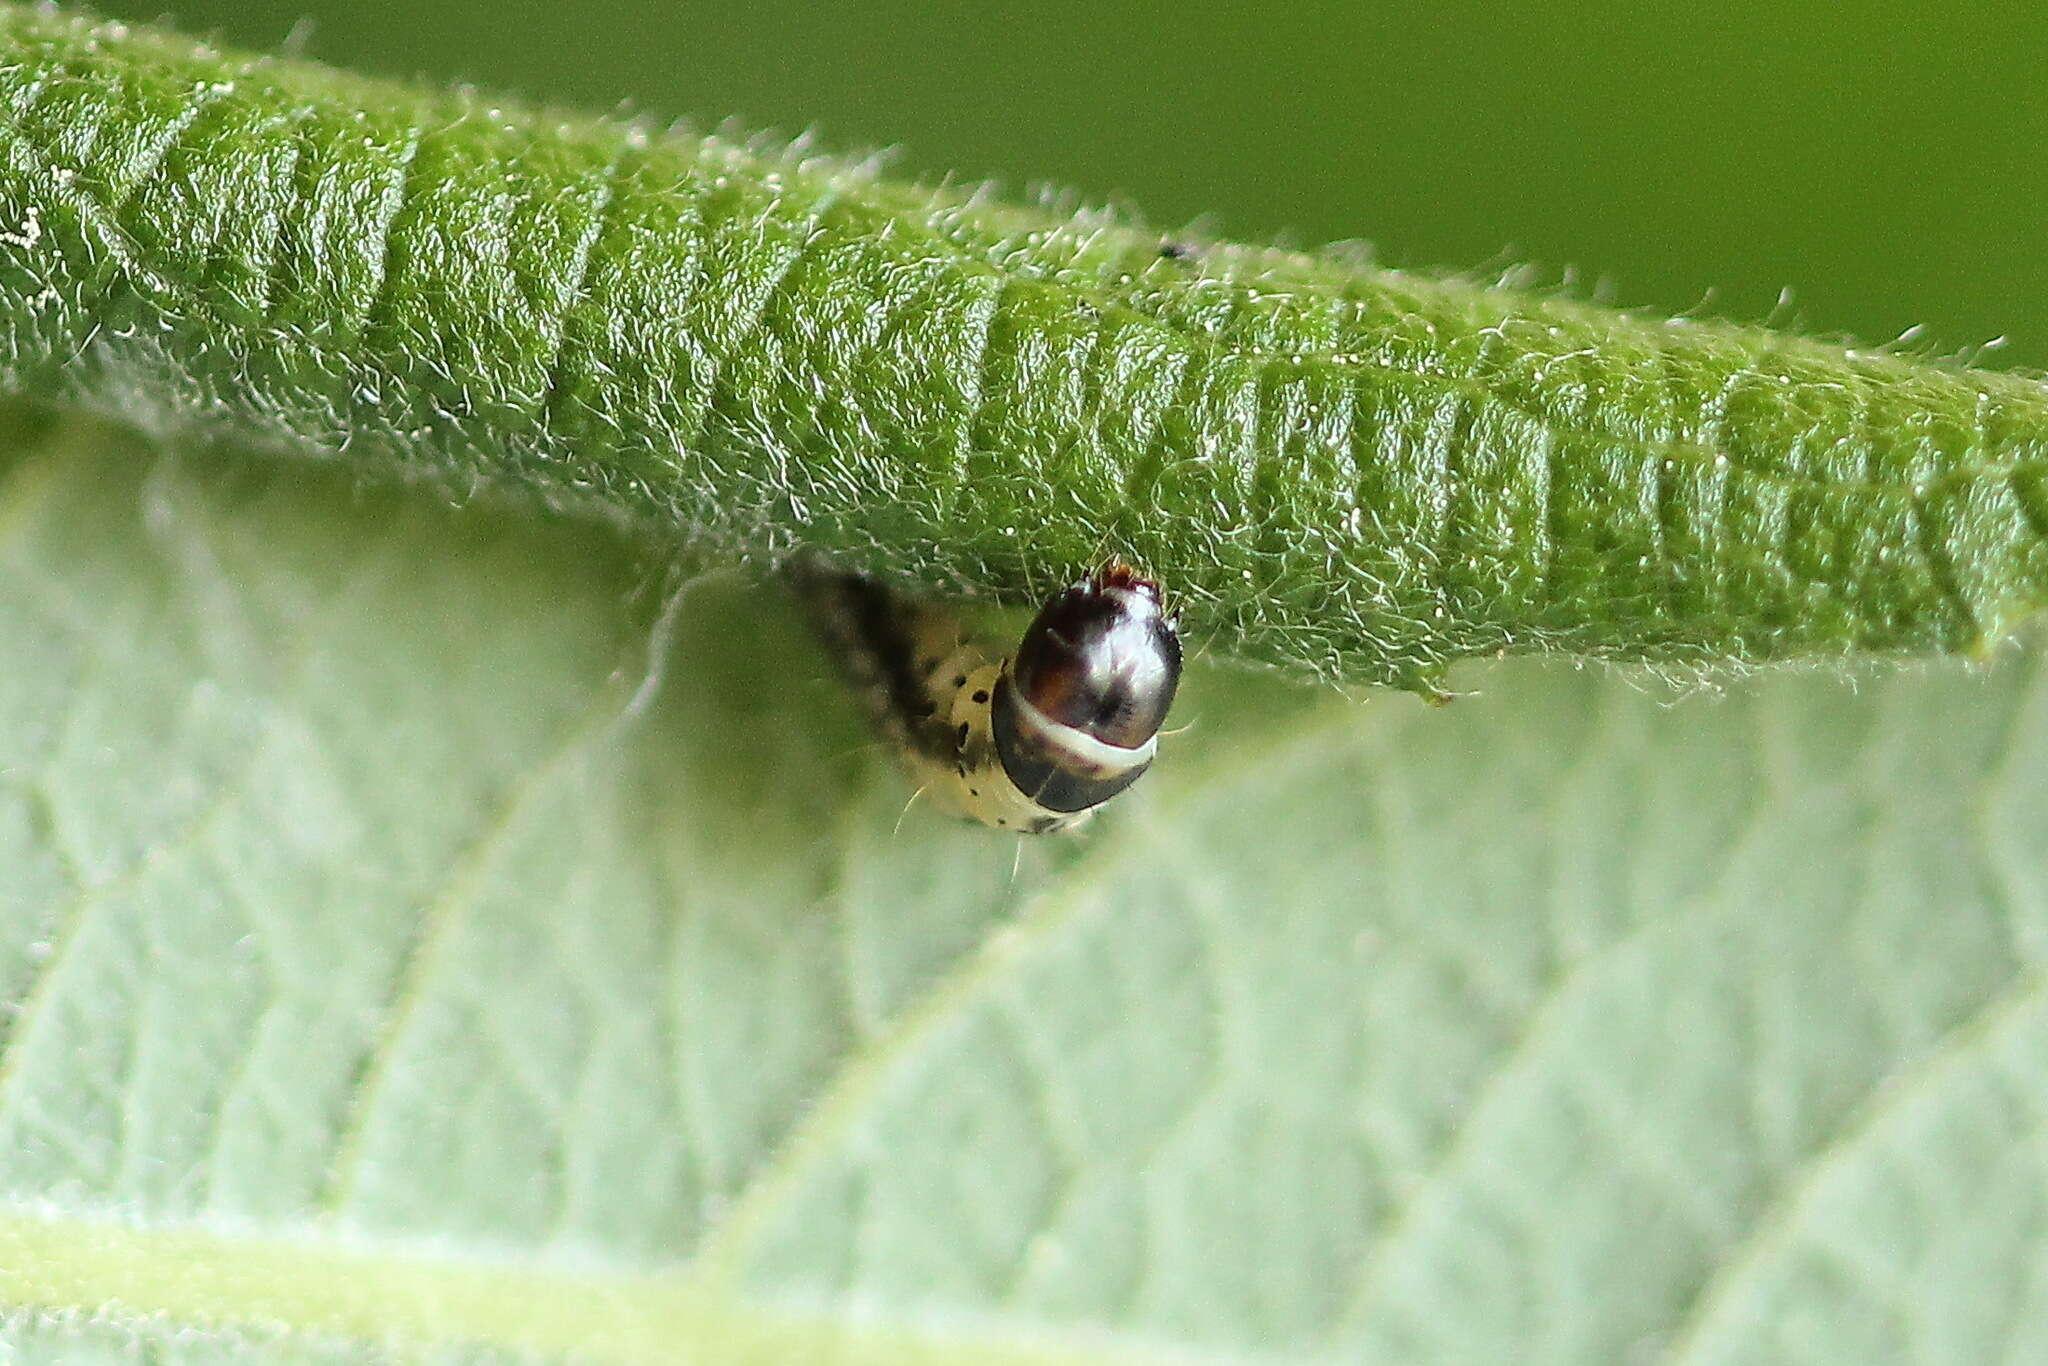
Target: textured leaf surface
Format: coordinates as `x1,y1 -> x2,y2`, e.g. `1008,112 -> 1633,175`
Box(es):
1,404 -> 2045,1363
5,7 -> 2048,689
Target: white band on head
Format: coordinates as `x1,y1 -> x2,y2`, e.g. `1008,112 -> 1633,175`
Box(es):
1006,687 -> 1157,776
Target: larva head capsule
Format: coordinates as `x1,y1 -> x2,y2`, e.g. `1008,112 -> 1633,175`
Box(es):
992,565 -> 1183,815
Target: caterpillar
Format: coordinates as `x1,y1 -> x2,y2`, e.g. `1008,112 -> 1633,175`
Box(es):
794,560 -> 1183,833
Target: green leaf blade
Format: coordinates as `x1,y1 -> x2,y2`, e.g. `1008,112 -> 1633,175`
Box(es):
0,404 -> 2045,1362
3,6 -> 2048,686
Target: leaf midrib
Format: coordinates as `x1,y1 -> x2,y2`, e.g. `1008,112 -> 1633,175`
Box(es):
0,1201 -> 1200,1366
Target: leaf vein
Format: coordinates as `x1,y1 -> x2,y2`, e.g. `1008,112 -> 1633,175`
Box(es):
1655,969 -> 2048,1365
532,135 -> 629,438
313,666 -> 645,1221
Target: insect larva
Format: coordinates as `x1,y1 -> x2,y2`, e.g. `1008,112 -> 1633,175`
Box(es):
794,560 -> 1183,833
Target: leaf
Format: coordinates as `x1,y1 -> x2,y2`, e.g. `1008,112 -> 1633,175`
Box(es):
4,5 -> 2048,689
1,402 -> 2045,1363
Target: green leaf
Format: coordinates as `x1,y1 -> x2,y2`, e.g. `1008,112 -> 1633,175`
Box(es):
4,5 -> 2048,689
1,402 -> 2045,1363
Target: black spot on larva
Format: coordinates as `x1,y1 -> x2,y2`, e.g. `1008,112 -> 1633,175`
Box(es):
921,656 -> 940,673
1158,241 -> 1195,261
972,689 -> 989,704
952,675 -> 967,688
968,787 -> 978,796
956,722 -> 971,746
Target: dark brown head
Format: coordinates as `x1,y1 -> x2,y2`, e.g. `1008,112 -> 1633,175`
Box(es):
992,565 -> 1183,814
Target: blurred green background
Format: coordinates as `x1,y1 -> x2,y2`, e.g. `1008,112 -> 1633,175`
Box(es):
97,0 -> 2048,368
